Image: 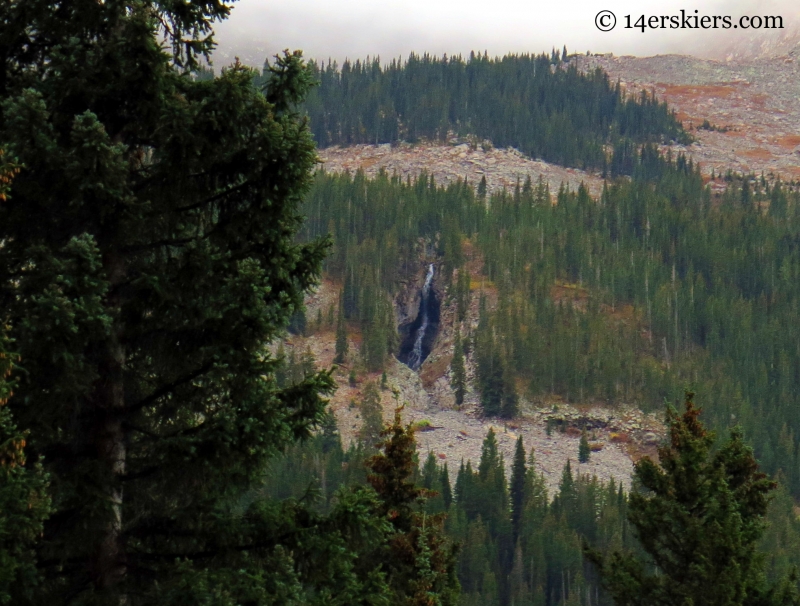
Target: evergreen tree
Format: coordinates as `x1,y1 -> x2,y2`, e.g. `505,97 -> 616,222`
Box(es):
359,381 -> 384,451
579,430 -> 591,463
587,393 -> 800,606
451,326 -> 467,407
421,451 -> 439,490
553,460 -> 577,523
0,332 -> 51,605
476,329 -> 504,417
0,2 -> 406,603
510,436 -> 527,543
334,293 -> 349,364
367,409 -> 461,605
318,409 -> 342,455
287,308 -> 307,335
300,346 -> 316,378
500,365 -> 519,420
456,270 -> 471,322
302,52 -> 685,172
441,464 -> 453,510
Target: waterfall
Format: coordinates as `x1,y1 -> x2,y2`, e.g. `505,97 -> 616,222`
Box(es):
406,264 -> 435,370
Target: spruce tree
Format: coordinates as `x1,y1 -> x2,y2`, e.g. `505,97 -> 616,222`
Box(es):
478,175 -> 488,200
500,365 -> 518,419
318,409 -> 342,455
422,451 -> 439,491
0,2 -> 405,603
510,436 -> 527,543
456,270 -> 471,322
367,409 -> 461,605
334,293 -> 349,364
0,152 -> 51,603
0,332 -> 51,604
451,326 -> 467,407
579,430 -> 591,463
440,464 -> 453,510
587,393 -> 800,606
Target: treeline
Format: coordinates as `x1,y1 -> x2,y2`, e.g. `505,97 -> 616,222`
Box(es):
262,387 -> 800,606
281,52 -> 687,171
299,155 -> 800,499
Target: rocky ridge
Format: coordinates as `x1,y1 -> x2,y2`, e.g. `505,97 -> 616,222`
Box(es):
318,142 -> 606,202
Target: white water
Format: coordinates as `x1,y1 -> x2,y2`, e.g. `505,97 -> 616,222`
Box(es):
407,264 -> 435,370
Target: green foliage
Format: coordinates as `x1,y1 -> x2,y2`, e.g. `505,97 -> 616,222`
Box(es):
288,308 -> 307,336
258,392 -> 800,606
359,381 -> 385,451
475,322 -> 517,419
335,293 -> 349,364
440,465 -> 452,511
303,158 -> 800,500
510,436 -> 526,543
367,409 -> 461,605
298,53 -> 686,171
451,327 -> 467,407
362,294 -> 396,372
587,393 -> 800,606
579,431 -> 591,463
0,1 -> 352,602
455,271 -> 471,323
0,335 -> 51,605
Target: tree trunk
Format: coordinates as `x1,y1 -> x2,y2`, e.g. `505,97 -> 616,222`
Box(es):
92,251 -> 127,596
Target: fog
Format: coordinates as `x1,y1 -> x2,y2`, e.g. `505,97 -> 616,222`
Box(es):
211,0 -> 799,68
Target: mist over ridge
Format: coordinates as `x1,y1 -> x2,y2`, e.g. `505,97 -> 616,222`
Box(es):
211,0 -> 800,68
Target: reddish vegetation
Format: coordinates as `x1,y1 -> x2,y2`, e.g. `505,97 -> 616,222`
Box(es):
577,54 -> 800,181
663,83 -> 746,99
743,148 -> 775,160
777,134 -> 800,149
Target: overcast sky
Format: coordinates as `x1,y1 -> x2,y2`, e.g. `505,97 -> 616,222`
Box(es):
211,0 -> 799,67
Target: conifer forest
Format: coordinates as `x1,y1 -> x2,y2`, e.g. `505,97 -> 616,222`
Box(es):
1,1 -> 800,605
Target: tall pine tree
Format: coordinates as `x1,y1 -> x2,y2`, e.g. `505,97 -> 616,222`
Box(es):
510,436 -> 526,544
451,326 -> 467,407
0,2 -> 398,603
587,393 -> 800,606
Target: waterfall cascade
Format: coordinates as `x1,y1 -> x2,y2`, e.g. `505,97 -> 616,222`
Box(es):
406,264 -> 435,370
398,264 -> 440,370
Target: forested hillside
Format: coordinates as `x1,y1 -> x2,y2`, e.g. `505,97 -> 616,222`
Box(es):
3,0 -> 799,600
271,149 -> 800,604
287,52 -> 688,171
265,394 -> 800,606
300,151 -> 800,499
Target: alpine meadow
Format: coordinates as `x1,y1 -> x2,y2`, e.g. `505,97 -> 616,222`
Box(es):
2,2 -> 800,606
